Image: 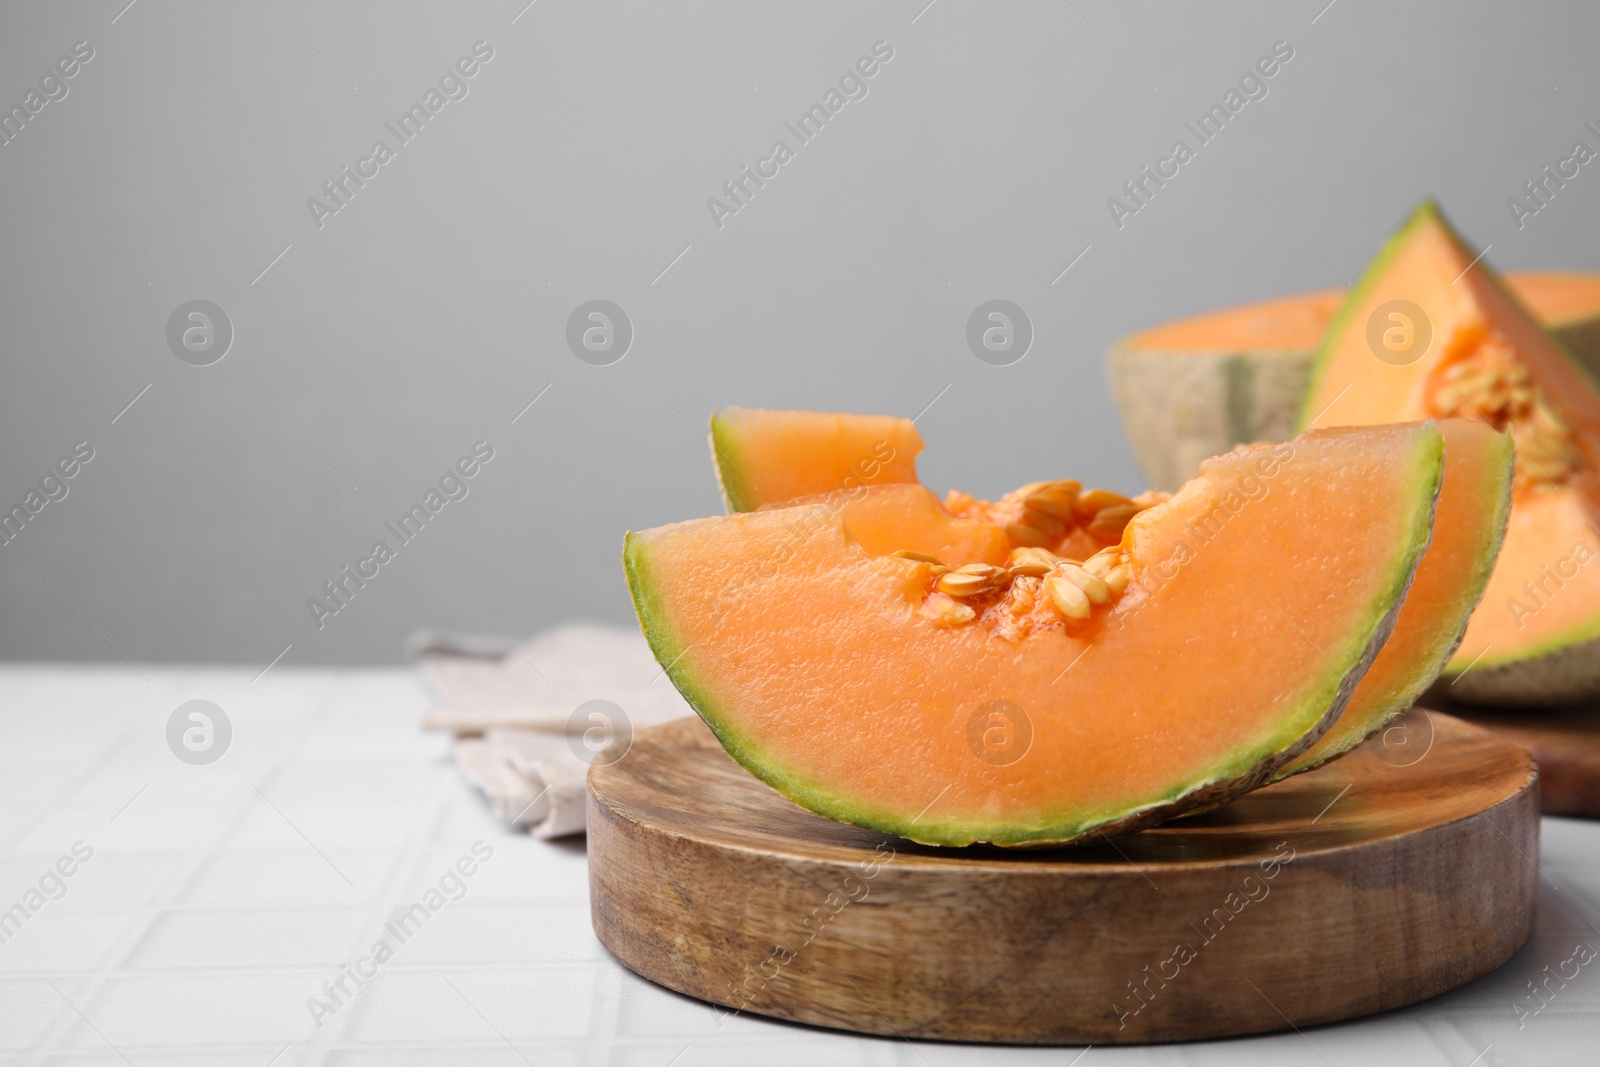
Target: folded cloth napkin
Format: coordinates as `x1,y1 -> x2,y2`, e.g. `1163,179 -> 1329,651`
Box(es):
414,623 -> 693,838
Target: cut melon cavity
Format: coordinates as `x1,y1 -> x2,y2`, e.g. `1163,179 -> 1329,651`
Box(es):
1302,201 -> 1600,705
627,423 -> 1446,846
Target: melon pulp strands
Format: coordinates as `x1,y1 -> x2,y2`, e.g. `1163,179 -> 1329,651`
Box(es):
626,423 -> 1448,847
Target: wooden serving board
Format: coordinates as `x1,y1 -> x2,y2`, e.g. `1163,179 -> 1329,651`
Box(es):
1431,699 -> 1600,818
588,710 -> 1539,1044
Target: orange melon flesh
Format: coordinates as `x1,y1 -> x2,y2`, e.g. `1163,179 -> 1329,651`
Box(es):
1278,419 -> 1512,777
1124,273 -> 1600,356
761,483 -> 1010,568
627,424 -> 1444,846
710,407 -> 923,513
1301,202 -> 1600,698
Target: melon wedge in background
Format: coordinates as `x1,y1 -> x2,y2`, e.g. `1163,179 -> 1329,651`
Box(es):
709,407 -> 924,512
715,405 -> 1171,563
626,423 -> 1446,847
1302,202 -> 1600,705
1109,272 -> 1600,490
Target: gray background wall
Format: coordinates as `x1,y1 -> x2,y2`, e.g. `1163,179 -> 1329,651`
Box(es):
2,0 -> 1597,667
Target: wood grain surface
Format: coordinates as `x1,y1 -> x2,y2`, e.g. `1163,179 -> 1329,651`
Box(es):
1438,699 -> 1600,817
587,708 -> 1539,1044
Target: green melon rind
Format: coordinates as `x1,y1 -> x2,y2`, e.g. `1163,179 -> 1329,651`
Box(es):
1302,201 -> 1600,692
623,428 -> 1444,847
1277,429 -> 1515,778
708,410 -> 759,514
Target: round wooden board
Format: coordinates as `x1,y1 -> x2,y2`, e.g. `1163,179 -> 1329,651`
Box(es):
587,709 -> 1539,1045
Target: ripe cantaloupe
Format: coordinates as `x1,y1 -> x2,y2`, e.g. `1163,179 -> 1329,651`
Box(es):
1110,273 -> 1600,490
626,423 -> 1447,846
1302,202 -> 1600,704
710,406 -> 1511,781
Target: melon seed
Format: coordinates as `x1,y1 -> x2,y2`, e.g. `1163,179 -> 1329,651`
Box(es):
892,549 -> 947,566
1007,546 -> 1060,577
938,565 -> 1005,598
921,592 -> 976,626
1083,548 -> 1120,578
1104,565 -> 1131,596
1087,504 -> 1141,539
1022,480 -> 1081,520
1076,488 -> 1133,515
1055,562 -> 1111,605
1044,574 -> 1092,621
1004,521 -> 1053,548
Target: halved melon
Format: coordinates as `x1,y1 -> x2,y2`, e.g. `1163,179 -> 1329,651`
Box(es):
1301,202 -> 1600,705
1110,272 -> 1600,489
1277,419 -> 1512,776
627,423 -> 1445,846
710,407 -> 923,513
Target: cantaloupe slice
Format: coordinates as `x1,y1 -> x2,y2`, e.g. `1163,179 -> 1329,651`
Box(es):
710,407 -> 923,513
627,423 -> 1445,846
1277,419 -> 1512,776
1302,202 -> 1600,705
712,407 -> 1508,777
1110,272 -> 1600,489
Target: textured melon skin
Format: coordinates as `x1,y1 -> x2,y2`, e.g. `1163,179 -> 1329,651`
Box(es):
1109,344 -> 1311,491
623,430 -> 1444,847
1301,203 -> 1600,707
1109,278 -> 1600,491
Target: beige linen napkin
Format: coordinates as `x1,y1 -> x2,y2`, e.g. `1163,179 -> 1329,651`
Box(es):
414,623 -> 693,837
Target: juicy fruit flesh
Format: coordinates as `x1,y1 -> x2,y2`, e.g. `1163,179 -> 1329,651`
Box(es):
1278,420 -> 1512,777
763,480 -> 1162,632
711,407 -> 923,513
767,483 -> 1011,569
1123,273 -> 1600,355
1301,203 -> 1600,673
627,424 -> 1444,846
1458,486 -> 1600,667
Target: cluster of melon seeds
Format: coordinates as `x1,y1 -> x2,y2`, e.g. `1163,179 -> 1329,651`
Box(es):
902,545 -> 1132,634
943,480 -> 1167,556
1426,326 -> 1582,492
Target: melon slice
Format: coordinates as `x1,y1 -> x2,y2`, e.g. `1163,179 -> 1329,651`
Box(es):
1110,272 -> 1600,489
710,407 -> 923,513
627,423 -> 1445,846
1301,202 -> 1600,705
1277,419 -> 1512,777
711,407 -> 1506,777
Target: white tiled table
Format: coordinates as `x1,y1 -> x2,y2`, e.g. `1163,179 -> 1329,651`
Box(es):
1,665 -> 1596,1066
